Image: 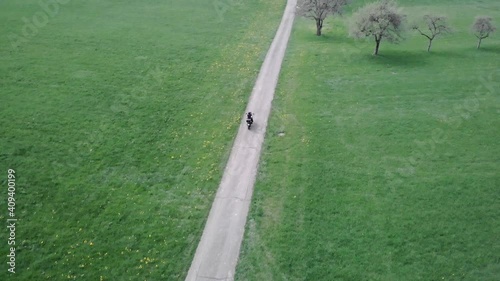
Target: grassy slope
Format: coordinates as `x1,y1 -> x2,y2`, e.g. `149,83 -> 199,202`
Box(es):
236,0 -> 499,280
0,0 -> 283,279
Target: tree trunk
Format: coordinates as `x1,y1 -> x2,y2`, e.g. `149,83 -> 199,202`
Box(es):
427,39 -> 433,52
316,18 -> 323,36
477,38 -> 482,49
374,37 -> 381,55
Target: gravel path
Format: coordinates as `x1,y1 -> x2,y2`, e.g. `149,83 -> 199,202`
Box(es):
185,1 -> 297,280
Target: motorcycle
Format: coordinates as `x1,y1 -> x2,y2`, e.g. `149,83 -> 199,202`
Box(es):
246,112 -> 254,130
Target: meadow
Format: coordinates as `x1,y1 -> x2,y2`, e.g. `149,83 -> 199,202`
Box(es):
236,0 -> 500,280
0,0 -> 284,279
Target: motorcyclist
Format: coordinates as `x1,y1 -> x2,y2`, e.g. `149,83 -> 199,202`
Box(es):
246,112 -> 253,124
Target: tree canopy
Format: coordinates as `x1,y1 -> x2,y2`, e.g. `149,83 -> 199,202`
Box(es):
413,15 -> 452,52
472,16 -> 496,49
297,0 -> 350,36
349,0 -> 406,55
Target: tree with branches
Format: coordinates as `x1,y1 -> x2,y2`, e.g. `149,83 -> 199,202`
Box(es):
296,0 -> 350,36
472,16 -> 496,49
412,15 -> 452,52
349,0 -> 406,55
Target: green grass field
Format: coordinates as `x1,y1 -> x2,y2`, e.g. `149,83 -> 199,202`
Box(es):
236,0 -> 499,280
0,0 -> 284,279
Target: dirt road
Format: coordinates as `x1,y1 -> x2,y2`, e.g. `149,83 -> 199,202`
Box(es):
185,1 -> 297,280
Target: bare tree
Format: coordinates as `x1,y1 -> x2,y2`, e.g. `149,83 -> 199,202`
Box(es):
472,16 -> 496,49
413,15 -> 452,52
296,0 -> 350,36
349,0 -> 406,55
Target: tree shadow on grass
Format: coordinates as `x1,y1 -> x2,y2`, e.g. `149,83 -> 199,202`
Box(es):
301,33 -> 348,44
427,50 -> 468,59
364,51 -> 430,68
477,45 -> 500,54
